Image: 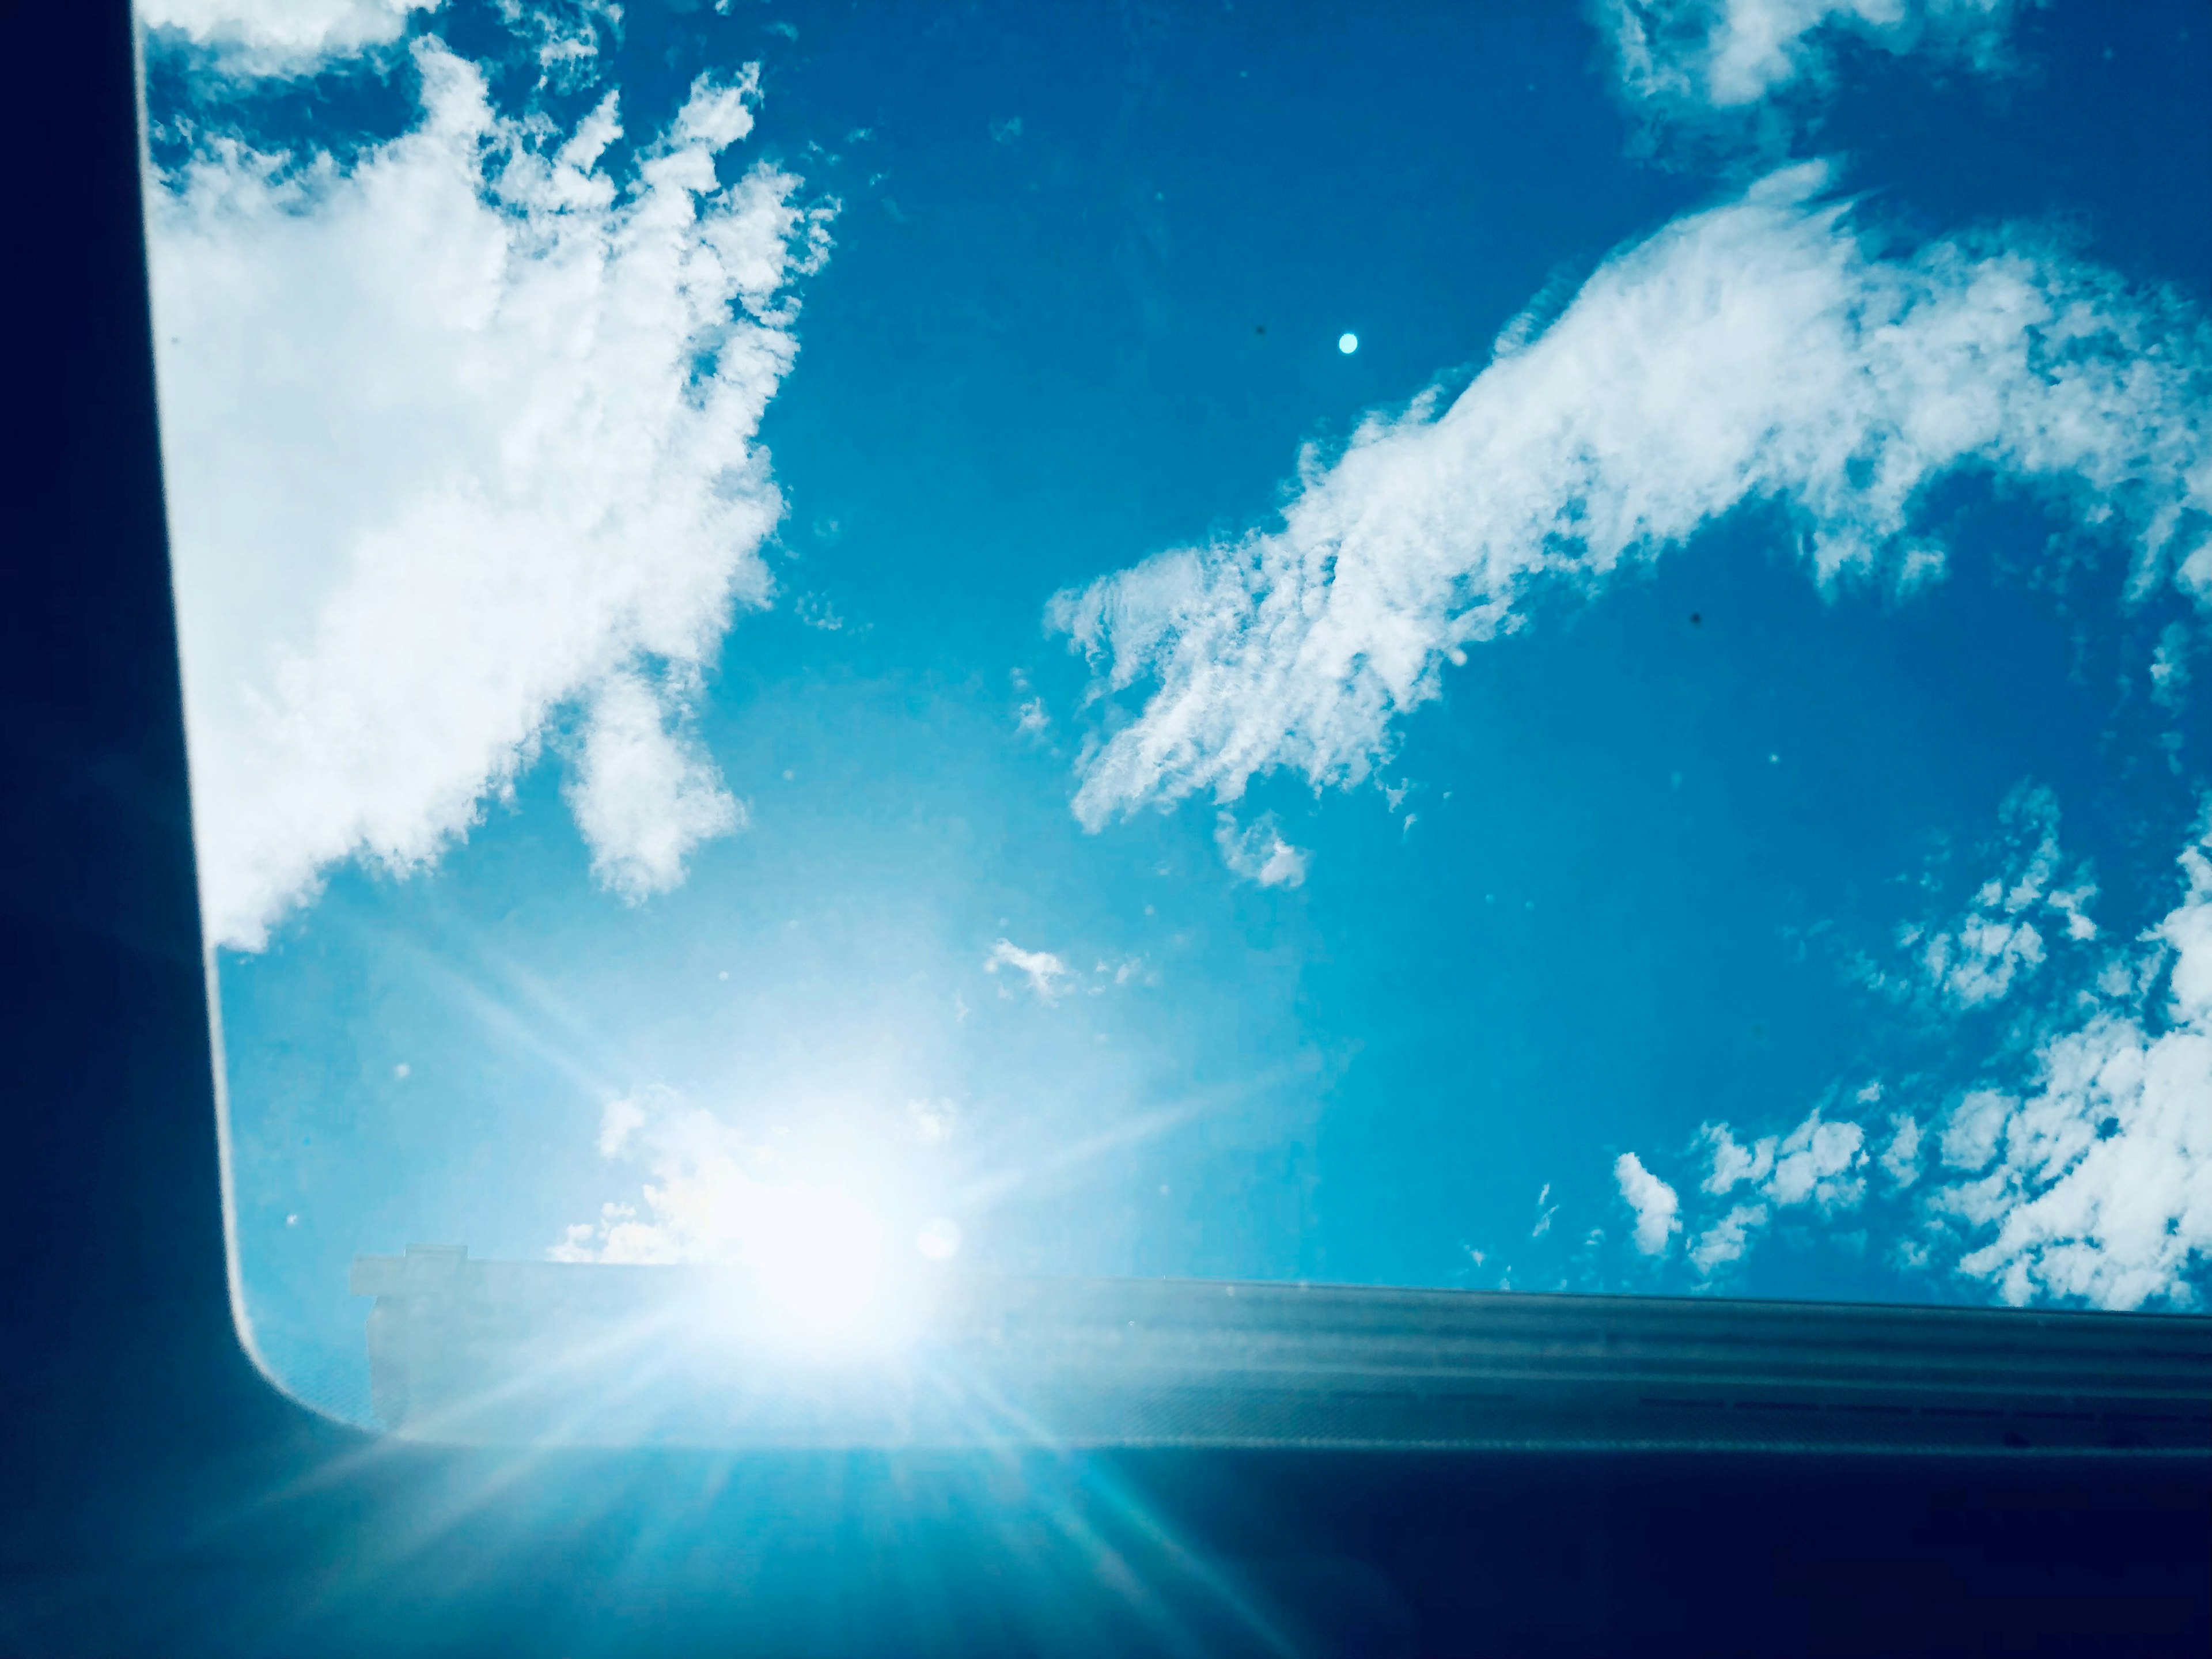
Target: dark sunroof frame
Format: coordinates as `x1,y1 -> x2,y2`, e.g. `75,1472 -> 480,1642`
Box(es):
1,7 -> 2205,1653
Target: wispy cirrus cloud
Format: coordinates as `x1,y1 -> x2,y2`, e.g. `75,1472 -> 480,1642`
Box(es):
1051,164 -> 2210,834
1597,0 -> 2036,124
152,43 -> 833,948
141,0 -> 443,74
495,0 -> 624,89
1214,812 -> 1310,889
984,938 -> 1073,1002
1862,782 -> 2100,1014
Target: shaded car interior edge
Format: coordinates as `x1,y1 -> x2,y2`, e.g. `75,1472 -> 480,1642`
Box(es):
2,6 -> 2205,1654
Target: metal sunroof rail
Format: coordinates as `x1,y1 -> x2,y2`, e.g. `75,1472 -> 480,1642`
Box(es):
352,1248 -> 2212,1453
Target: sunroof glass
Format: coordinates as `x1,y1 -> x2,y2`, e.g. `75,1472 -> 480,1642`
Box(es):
141,0 -> 2211,1423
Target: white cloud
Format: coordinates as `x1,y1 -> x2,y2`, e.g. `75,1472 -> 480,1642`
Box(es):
2152,620 -> 2192,712
1685,1105 -> 1869,1273
1879,1112 -> 1922,1188
1699,1120 -> 1775,1194
1660,820 -> 2212,1308
1927,825 -> 2212,1309
1921,914 -> 2046,1006
1051,166 -> 2210,830
1532,1181 -> 1558,1238
1896,783 -> 2099,1010
1090,956 -> 1150,990
1615,1151 -> 1682,1256
562,668 -> 743,902
984,938 -> 1072,1001
1766,1112 -> 1866,1207
142,0 -> 441,73
1940,1086 -> 2011,1171
151,44 -> 833,948
496,0 -> 623,89
1689,1202 -> 1770,1273
908,1099 -> 957,1143
595,1092 -> 646,1158
1597,0 -> 2031,118
1857,784 -> 2098,1014
1214,812 -> 1310,889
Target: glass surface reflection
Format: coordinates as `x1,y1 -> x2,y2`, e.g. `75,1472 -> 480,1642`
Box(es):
139,0 -> 2212,1423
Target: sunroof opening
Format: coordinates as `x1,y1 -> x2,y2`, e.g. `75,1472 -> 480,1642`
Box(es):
141,0 -> 2212,1430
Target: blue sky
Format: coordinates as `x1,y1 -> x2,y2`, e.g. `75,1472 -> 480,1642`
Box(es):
142,0 -> 2211,1420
